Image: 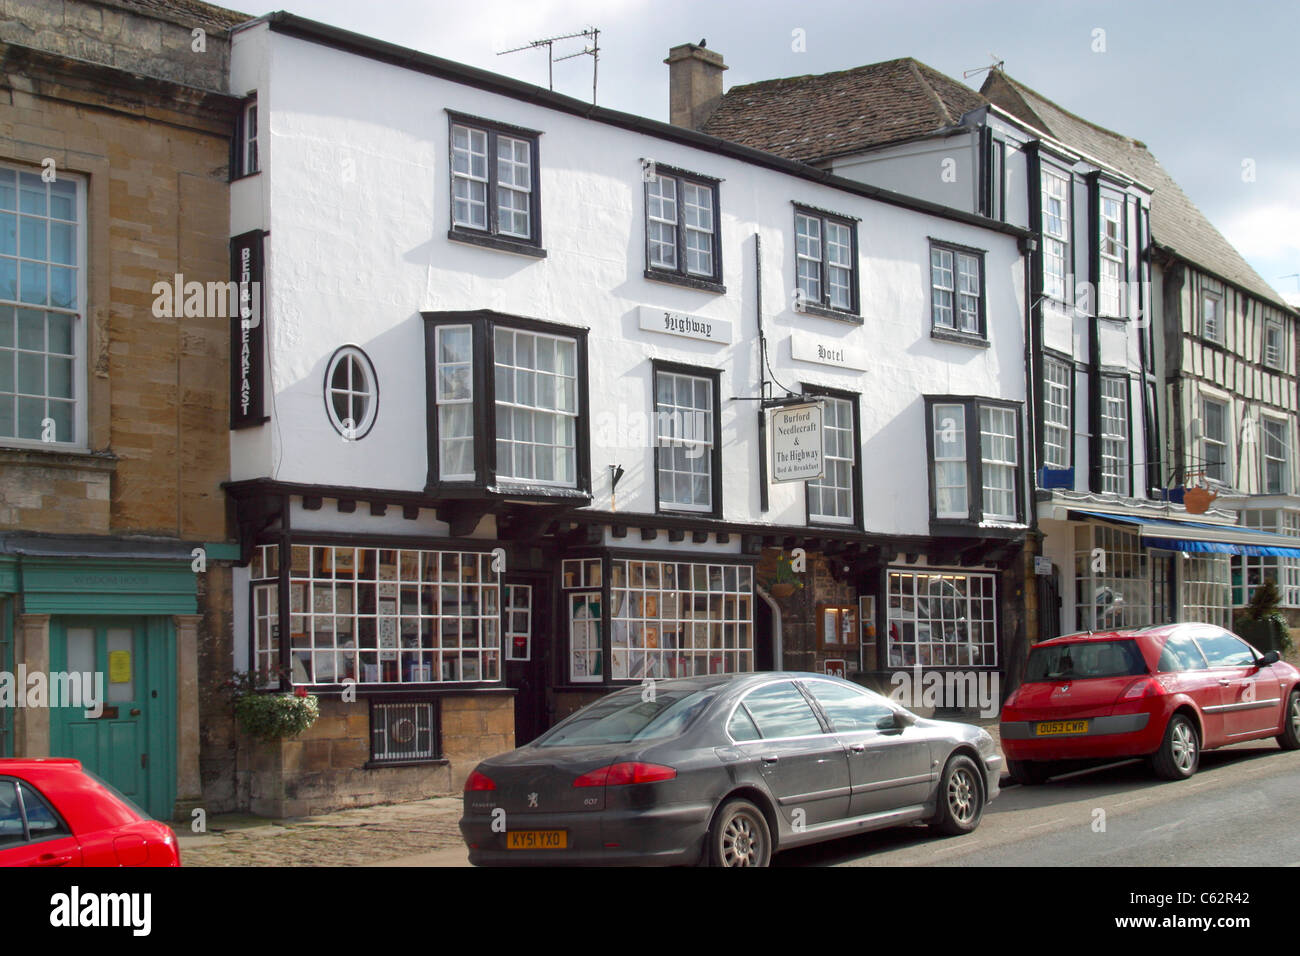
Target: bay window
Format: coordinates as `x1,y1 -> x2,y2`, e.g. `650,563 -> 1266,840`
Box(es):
424,311 -> 589,497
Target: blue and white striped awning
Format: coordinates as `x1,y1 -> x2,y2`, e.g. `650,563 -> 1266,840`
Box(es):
1067,509 -> 1300,558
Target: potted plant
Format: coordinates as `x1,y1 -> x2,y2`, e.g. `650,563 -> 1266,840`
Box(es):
1233,577 -> 1294,655
770,553 -> 804,599
224,668 -> 320,742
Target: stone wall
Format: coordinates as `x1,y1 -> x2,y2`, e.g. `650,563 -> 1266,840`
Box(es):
0,0 -> 246,94
237,693 -> 516,818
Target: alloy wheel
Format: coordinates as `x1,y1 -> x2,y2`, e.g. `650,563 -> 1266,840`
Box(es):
947,766 -> 977,823
1291,695 -> 1300,739
720,809 -> 763,866
1171,720 -> 1197,773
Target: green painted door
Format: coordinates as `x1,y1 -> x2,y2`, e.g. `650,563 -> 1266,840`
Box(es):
49,617 -> 175,820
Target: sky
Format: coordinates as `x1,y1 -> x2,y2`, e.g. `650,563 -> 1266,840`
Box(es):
257,0 -> 1300,302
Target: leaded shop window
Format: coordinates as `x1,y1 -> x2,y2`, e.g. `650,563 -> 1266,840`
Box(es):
1074,524 -> 1152,631
609,559 -> 753,680
885,570 -> 998,668
251,545 -> 501,686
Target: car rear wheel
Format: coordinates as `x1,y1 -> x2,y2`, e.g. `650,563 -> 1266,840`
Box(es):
1007,759 -> 1053,785
707,798 -> 772,867
1278,690 -> 1300,751
1150,714 -> 1199,780
931,755 -> 984,836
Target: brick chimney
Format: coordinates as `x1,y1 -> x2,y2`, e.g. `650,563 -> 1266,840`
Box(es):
665,43 -> 727,129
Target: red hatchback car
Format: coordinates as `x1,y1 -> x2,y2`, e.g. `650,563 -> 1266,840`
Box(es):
0,759 -> 180,866
1001,623 -> 1300,783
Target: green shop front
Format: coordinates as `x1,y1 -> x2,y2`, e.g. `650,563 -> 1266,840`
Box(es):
0,536 -> 218,821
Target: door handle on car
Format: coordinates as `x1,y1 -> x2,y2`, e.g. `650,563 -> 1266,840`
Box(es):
1218,679 -> 1231,686
849,744 -> 866,753
761,755 -> 779,765
33,853 -> 73,867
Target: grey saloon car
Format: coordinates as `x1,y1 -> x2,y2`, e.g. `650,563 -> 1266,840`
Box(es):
459,672 -> 1001,866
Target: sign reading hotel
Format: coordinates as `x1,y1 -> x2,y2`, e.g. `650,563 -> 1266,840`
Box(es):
638,306 -> 733,344
770,401 -> 824,483
790,333 -> 868,371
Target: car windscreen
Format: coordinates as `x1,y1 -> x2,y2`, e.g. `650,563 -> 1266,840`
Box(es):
1024,640 -> 1147,682
536,689 -> 716,747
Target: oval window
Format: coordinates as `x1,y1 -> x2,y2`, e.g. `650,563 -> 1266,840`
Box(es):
323,346 -> 378,439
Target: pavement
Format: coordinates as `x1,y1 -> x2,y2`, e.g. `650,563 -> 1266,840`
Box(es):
174,710 -> 1002,867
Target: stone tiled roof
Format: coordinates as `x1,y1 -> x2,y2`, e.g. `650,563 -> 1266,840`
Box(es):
99,0 -> 251,30
980,70 -> 1290,310
700,57 -> 986,163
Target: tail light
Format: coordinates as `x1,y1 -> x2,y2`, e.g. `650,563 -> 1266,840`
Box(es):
572,762 -> 677,788
464,769 -> 496,791
1121,677 -> 1161,700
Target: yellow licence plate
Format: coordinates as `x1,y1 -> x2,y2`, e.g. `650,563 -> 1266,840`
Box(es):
1036,720 -> 1089,736
506,830 -> 567,850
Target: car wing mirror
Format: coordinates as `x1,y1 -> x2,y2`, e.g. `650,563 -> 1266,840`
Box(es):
1257,650 -> 1281,667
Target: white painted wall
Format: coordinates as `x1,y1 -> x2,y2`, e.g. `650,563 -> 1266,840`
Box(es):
228,24 -> 1027,540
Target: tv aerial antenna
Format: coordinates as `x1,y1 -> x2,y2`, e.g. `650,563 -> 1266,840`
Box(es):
498,27 -> 601,104
963,55 -> 1004,80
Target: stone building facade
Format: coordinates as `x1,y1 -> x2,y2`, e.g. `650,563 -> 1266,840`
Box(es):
0,0 -> 244,819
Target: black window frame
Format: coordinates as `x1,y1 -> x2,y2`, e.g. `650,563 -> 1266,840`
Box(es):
231,93 -> 259,181
446,111 -> 545,258
1096,371 -> 1133,497
1095,183 -> 1128,320
802,383 -> 862,530
1037,157 -> 1074,307
651,359 -> 723,519
927,238 -> 988,346
422,309 -> 591,503
924,395 -> 1025,527
1040,350 -> 1075,472
642,162 -> 724,293
792,203 -> 861,322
